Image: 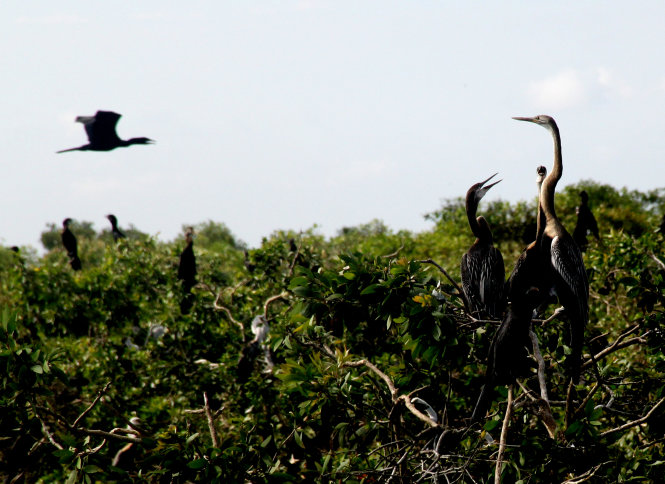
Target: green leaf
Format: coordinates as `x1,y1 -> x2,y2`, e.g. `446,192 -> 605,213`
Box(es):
31,365 -> 44,374
360,284 -> 381,295
187,458 -> 207,469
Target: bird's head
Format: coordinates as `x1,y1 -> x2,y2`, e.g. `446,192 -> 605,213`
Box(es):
513,115 -> 557,134
579,190 -> 589,203
106,214 -> 117,225
185,227 -> 195,242
467,173 -> 501,205
536,165 -> 547,183
63,218 -> 73,227
128,137 -> 154,145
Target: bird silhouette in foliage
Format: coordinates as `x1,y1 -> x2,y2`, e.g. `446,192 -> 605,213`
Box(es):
57,111 -> 154,153
106,214 -> 126,242
178,227 -> 197,314
61,218 -> 82,271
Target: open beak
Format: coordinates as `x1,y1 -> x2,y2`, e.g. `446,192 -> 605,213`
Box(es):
477,173 -> 502,199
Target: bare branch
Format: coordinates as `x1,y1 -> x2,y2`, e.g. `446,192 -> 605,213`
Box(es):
203,392 -> 219,447
73,381 -> 111,428
581,324 -> 647,370
381,243 -> 405,259
494,385 -> 513,484
648,251 -> 665,271
213,290 -> 245,339
600,397 -> 665,437
264,292 -> 289,319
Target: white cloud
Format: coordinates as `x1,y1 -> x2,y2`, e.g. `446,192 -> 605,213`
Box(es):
596,67 -> 633,98
15,14 -> 87,25
527,69 -> 586,110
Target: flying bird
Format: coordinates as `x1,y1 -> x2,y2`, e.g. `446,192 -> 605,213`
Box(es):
57,111 -> 154,153
460,173 -> 505,319
513,115 -> 589,383
106,214 -> 126,242
61,218 -> 82,271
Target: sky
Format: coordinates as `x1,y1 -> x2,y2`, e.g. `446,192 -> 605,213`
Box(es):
3,2 -> 665,250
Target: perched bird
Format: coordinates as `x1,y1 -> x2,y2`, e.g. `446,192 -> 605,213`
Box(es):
472,166 -> 548,422
177,227 -> 197,314
461,173 -> 505,319
106,214 -> 126,242
237,315 -> 273,382
57,111 -> 154,153
61,218 -> 82,271
514,115 -> 589,383
572,191 -> 600,251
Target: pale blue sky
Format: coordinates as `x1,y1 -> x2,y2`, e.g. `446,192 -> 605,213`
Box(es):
2,2 -> 665,249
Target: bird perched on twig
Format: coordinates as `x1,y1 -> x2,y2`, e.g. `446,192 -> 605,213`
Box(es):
61,218 -> 82,271
572,191 -> 600,251
178,227 -> 197,314
57,110 -> 154,153
461,173 -> 505,319
106,214 -> 126,242
513,115 -> 589,384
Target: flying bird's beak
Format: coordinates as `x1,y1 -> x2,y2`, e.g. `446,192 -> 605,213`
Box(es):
147,139 -> 155,144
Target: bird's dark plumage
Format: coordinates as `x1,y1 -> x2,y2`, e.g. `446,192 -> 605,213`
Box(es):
61,218 -> 82,271
572,191 -> 599,251
106,214 -> 126,242
178,228 -> 197,314
514,115 -> 589,383
461,173 -> 505,319
57,111 -> 154,153
472,166 -> 548,422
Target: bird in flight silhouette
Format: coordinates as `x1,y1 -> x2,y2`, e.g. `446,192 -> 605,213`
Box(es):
57,111 -> 154,153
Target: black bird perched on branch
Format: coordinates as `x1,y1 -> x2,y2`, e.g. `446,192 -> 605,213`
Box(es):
106,214 -> 126,242
472,166 -> 548,422
461,173 -> 505,319
61,218 -> 82,271
178,227 -> 197,314
572,191 -> 599,251
57,111 -> 154,153
513,115 -> 589,384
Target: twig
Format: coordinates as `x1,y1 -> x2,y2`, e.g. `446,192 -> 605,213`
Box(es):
203,392 -> 219,447
213,291 -> 245,339
494,385 -> 513,484
416,259 -> 470,313
381,243 -> 405,259
600,397 -> 665,437
33,405 -> 63,450
529,330 -> 549,402
562,462 -> 608,484
648,251 -> 665,271
73,381 -> 111,428
264,292 -> 289,319
581,324 -> 647,370
343,359 -> 440,428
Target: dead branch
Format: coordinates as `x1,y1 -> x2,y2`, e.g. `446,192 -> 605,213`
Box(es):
73,381 -> 111,428
381,243 -> 405,259
648,251 -> 665,271
343,359 -> 440,428
264,292 -> 289,319
581,324 -> 647,371
203,392 -> 219,447
213,290 -> 245,338
600,396 -> 665,437
494,385 -> 513,484
528,329 -> 558,439
562,462 -> 609,484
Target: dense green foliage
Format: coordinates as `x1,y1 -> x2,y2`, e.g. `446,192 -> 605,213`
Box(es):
2,182 -> 665,482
